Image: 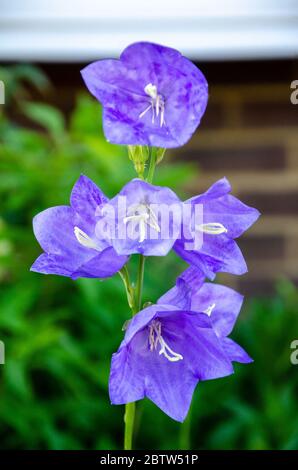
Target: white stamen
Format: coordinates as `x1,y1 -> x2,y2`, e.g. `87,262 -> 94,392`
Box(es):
123,204 -> 160,242
204,303 -> 216,317
149,321 -> 183,363
196,223 -> 228,235
74,226 -> 98,250
139,83 -> 165,127
139,105 -> 151,119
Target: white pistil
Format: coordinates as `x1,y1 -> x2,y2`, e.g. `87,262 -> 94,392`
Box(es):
139,83 -> 165,127
74,226 -> 99,250
196,222 -> 228,235
149,321 -> 183,363
123,203 -> 160,243
204,303 -> 216,317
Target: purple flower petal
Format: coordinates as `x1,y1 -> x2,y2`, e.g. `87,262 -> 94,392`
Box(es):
71,247 -> 127,279
158,266 -> 205,309
70,174 -> 108,231
191,283 -> 244,337
31,253 -> 75,277
174,236 -> 247,280
221,337 -> 253,364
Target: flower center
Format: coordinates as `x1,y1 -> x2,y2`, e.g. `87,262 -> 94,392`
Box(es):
148,320 -> 183,362
123,203 -> 160,243
196,222 -> 227,235
74,226 -> 99,250
139,83 -> 165,127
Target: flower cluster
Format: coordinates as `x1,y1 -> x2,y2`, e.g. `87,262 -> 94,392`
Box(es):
31,42 -> 260,427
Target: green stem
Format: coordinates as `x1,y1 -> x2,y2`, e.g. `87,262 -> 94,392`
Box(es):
135,255 -> 145,312
124,402 -> 136,451
121,255 -> 146,450
146,147 -> 157,183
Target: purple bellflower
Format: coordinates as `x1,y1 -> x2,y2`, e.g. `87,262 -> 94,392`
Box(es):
81,42 -> 208,148
103,178 -> 183,256
31,175 -> 127,279
174,178 -> 260,279
109,267 -> 252,422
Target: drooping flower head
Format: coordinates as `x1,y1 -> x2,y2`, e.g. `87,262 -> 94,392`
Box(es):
81,42 -> 208,148
109,267 -> 252,422
31,175 -> 127,279
174,178 -> 260,279
102,178 -> 183,256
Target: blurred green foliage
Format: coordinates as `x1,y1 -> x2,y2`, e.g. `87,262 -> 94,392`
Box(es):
0,66 -> 297,450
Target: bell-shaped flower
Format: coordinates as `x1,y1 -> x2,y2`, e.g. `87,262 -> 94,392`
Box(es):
109,268 -> 252,422
31,175 -> 128,279
81,42 -> 208,148
174,178 -> 260,279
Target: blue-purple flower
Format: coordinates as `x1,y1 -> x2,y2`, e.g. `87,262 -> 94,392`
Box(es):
109,267 -> 252,422
103,178 -> 183,256
174,178 -> 260,279
31,175 -> 128,279
81,42 -> 208,148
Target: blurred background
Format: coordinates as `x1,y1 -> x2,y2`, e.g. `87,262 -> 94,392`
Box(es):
0,0 -> 298,450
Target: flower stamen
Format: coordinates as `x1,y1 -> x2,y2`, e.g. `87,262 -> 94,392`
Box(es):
123,203 -> 160,243
149,321 -> 183,362
139,83 -> 165,127
196,222 -> 228,235
74,226 -> 99,250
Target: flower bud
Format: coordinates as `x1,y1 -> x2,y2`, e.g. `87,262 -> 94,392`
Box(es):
127,145 -> 149,178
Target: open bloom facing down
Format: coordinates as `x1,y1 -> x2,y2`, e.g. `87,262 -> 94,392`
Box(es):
174,178 -> 260,279
31,175 -> 127,279
109,268 -> 252,422
81,42 -> 208,148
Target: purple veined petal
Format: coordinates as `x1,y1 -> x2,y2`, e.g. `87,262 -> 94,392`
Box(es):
174,235 -> 247,280
221,337 -> 253,364
31,253 -> 75,277
71,247 -> 128,280
70,175 -> 108,230
81,58 -> 145,103
158,266 -> 205,310
191,283 -> 244,338
187,178 -> 231,205
109,334 -> 147,405
120,42 -> 183,89
31,247 -> 126,280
